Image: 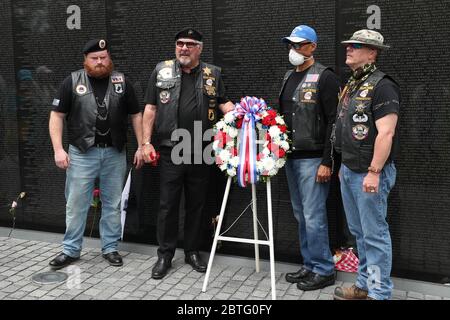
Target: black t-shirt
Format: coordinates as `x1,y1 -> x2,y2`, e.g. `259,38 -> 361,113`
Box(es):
370,77 -> 401,160
280,67 -> 340,165
53,74 -> 140,144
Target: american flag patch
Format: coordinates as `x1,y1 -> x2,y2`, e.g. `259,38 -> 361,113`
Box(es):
52,99 -> 60,106
305,74 -> 319,82
111,76 -> 124,83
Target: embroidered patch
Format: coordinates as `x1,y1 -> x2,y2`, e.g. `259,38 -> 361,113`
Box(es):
111,75 -> 124,83
76,84 -> 87,95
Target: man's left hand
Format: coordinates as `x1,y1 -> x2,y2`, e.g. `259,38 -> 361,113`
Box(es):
363,172 -> 380,193
316,165 -> 331,183
134,149 -> 144,169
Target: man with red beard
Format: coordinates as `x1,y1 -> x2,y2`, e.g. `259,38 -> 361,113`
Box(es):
142,28 -> 233,280
48,39 -> 144,270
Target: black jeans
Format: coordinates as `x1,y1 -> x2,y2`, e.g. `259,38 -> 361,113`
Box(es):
157,148 -> 210,259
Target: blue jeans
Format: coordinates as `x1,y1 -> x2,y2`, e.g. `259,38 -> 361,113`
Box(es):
285,158 -> 335,276
339,163 -> 396,300
62,145 -> 126,258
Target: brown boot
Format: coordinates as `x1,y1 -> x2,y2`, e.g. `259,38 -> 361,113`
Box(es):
333,285 -> 368,300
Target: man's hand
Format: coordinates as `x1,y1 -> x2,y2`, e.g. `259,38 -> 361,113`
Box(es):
54,149 -> 70,170
134,149 -> 144,169
363,172 -> 380,193
142,143 -> 156,163
316,165 -> 331,183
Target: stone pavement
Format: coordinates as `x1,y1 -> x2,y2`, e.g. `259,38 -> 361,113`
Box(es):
0,232 -> 449,301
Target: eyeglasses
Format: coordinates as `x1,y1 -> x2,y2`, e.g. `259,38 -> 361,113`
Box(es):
287,42 -> 311,50
176,40 -> 200,49
346,43 -> 364,49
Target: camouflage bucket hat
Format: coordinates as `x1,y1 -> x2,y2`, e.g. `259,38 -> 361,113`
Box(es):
341,29 -> 390,50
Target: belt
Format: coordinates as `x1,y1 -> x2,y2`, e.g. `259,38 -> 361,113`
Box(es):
95,142 -> 112,148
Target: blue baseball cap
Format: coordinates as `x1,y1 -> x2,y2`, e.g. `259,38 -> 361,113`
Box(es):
282,25 -> 318,44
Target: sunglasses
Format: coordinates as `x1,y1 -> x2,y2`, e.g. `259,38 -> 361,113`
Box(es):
346,43 -> 365,49
287,42 -> 311,50
176,40 -> 200,49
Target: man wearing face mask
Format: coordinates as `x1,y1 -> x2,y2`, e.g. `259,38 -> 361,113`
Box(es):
279,25 -> 340,291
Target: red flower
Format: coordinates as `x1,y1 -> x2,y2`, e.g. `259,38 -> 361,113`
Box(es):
216,156 -> 223,165
93,189 -> 100,198
236,118 -> 243,129
214,131 -> 228,148
262,116 -> 272,126
257,153 -> 263,161
278,125 -> 287,133
150,152 -> 160,167
231,147 -> 238,156
276,148 -> 286,158
267,110 -> 277,118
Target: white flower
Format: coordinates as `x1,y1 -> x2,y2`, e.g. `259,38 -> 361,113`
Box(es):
219,149 -> 232,162
275,116 -> 285,125
228,127 -> 239,138
11,201 -> 17,209
262,157 -> 275,172
280,141 -> 290,151
229,156 -> 239,168
276,158 -> 286,168
269,125 -> 281,137
262,147 -> 270,156
220,163 -> 228,171
216,121 -> 225,130
272,136 -> 282,145
268,168 -> 278,176
227,168 -> 237,177
224,112 -> 235,124
226,139 -> 235,147
256,160 -> 265,172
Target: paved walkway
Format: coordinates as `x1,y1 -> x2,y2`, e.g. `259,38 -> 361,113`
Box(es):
0,229 -> 448,301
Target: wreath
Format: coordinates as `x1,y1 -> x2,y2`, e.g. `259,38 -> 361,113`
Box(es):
213,96 -> 289,187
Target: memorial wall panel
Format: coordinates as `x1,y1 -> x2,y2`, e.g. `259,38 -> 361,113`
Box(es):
0,0 -> 449,283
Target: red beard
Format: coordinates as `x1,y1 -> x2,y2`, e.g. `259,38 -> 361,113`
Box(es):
84,60 -> 114,79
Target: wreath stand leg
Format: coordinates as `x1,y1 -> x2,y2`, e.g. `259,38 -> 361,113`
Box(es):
202,177 -> 277,300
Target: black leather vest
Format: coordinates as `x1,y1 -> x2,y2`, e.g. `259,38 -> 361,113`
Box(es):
279,62 -> 330,151
152,59 -> 222,147
68,69 -> 128,153
334,70 -> 388,173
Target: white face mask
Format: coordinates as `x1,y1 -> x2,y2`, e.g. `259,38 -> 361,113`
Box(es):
289,49 -> 311,66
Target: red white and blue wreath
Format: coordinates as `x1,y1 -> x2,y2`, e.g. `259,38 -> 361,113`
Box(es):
213,96 -> 289,187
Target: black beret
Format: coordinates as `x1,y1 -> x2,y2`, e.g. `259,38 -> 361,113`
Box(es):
175,28 -> 203,42
83,39 -> 108,54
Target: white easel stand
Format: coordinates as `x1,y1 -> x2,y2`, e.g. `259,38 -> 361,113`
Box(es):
202,177 -> 276,300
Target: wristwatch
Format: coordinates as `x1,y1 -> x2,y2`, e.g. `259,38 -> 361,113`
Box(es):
368,166 -> 382,174
142,142 -> 151,146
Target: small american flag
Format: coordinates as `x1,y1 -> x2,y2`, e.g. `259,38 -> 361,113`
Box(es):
305,74 -> 319,82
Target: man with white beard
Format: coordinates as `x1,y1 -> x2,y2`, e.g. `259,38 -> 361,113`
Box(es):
142,28 -> 233,280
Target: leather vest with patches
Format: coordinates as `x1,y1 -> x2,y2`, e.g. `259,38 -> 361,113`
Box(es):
68,69 -> 128,153
334,70 -> 387,173
279,62 -> 330,151
152,59 -> 222,147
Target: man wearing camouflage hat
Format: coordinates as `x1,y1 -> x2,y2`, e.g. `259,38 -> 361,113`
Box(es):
332,29 -> 400,300
49,39 -> 144,269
